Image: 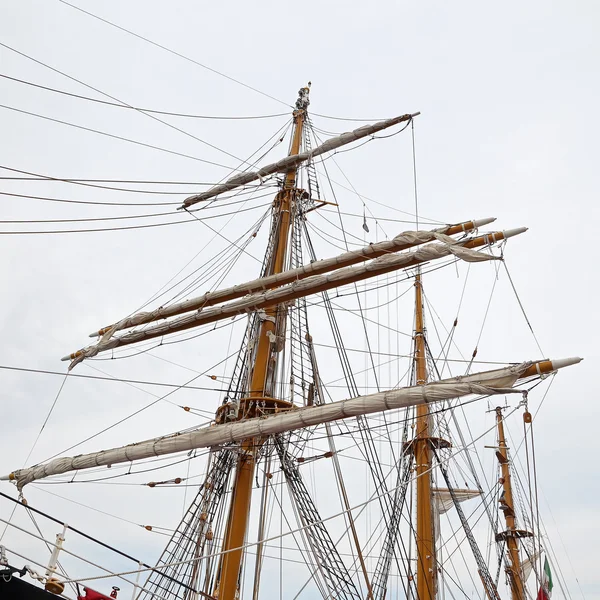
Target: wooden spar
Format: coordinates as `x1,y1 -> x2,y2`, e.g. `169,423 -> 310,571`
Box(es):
495,407 -> 528,600
89,218 -> 496,338
62,227 -> 526,366
182,112 -> 420,209
413,273 -> 437,600
214,86 -> 308,600
3,357 -> 582,490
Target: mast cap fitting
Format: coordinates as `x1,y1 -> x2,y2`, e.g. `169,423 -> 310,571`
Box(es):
502,227 -> 528,239
471,217 -> 496,228
550,356 -> 583,370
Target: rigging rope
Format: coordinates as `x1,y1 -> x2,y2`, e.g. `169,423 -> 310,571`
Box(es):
0,164 -> 276,197
79,407 -> 518,597
411,119 -> 420,231
502,261 -> 545,356
0,73 -> 289,120
0,42 -> 257,168
0,196 -> 271,224
0,515 -> 187,600
38,349 -> 240,463
0,374 -> 71,542
0,364 -> 227,392
0,203 -> 268,235
0,103 -> 238,170
56,0 -> 291,108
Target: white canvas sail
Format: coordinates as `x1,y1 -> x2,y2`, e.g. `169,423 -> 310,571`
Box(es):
522,550 -> 543,581
89,219 -> 496,339
182,113 -> 420,208
433,488 -> 482,514
2,358 -> 581,490
64,229 -> 524,367
432,488 -> 482,542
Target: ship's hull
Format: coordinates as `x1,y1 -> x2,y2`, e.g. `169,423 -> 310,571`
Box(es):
0,576 -> 59,599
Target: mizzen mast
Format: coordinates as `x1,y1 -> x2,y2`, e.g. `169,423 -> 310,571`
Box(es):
495,407 -> 530,600
213,85 -> 309,600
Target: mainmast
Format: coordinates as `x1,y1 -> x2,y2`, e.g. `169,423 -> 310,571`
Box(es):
494,407 -> 530,600
412,272 -> 438,600
213,85 -> 309,600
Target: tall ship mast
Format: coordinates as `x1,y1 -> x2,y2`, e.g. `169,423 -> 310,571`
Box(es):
0,85 -> 580,600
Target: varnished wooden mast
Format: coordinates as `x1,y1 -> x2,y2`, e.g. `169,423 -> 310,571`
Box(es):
214,86 -> 309,600
413,272 -> 437,600
495,407 -> 527,600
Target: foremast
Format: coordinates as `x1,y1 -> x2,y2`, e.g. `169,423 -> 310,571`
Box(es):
213,85 -> 310,600
495,407 -> 530,600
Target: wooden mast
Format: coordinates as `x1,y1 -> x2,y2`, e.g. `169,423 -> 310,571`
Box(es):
413,272 -> 437,600
213,86 -> 309,600
495,407 -> 528,600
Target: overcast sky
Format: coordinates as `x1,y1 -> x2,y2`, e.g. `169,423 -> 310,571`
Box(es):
0,1 -> 598,599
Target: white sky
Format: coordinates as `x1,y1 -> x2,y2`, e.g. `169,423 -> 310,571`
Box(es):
0,1 -> 598,598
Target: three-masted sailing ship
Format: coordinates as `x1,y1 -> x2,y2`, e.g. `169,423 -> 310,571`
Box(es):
1,85 -> 576,600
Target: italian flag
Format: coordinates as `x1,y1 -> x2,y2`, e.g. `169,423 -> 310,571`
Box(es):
537,557 -> 554,600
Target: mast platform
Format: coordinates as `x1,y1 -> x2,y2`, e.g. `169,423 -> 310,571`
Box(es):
403,436 -> 452,454
495,529 -> 534,543
214,397 -> 294,424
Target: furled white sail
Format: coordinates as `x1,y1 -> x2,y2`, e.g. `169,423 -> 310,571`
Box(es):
64,229 -> 522,368
88,219 -> 496,339
2,358 -> 581,490
182,113 -> 420,208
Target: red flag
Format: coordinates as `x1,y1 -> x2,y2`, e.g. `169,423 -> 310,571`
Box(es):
78,588 -> 113,600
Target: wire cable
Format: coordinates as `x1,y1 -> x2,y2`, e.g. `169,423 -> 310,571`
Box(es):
0,72 -> 288,120
0,374 -> 69,542
0,196 -> 270,224
311,112 -> 392,122
0,175 -> 247,184
0,102 -> 237,170
56,0 -> 291,108
183,206 -> 262,263
0,165 -> 195,198
0,164 -> 276,198
39,348 -> 240,464
0,42 -> 257,167
0,364 -> 227,392
0,201 -> 268,234
502,261 -> 545,356
0,114 -> 290,199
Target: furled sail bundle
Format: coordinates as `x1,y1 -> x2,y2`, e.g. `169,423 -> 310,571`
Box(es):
2,357 -> 581,490
89,218 -> 496,339
181,113 -> 420,208
63,226 -> 524,368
